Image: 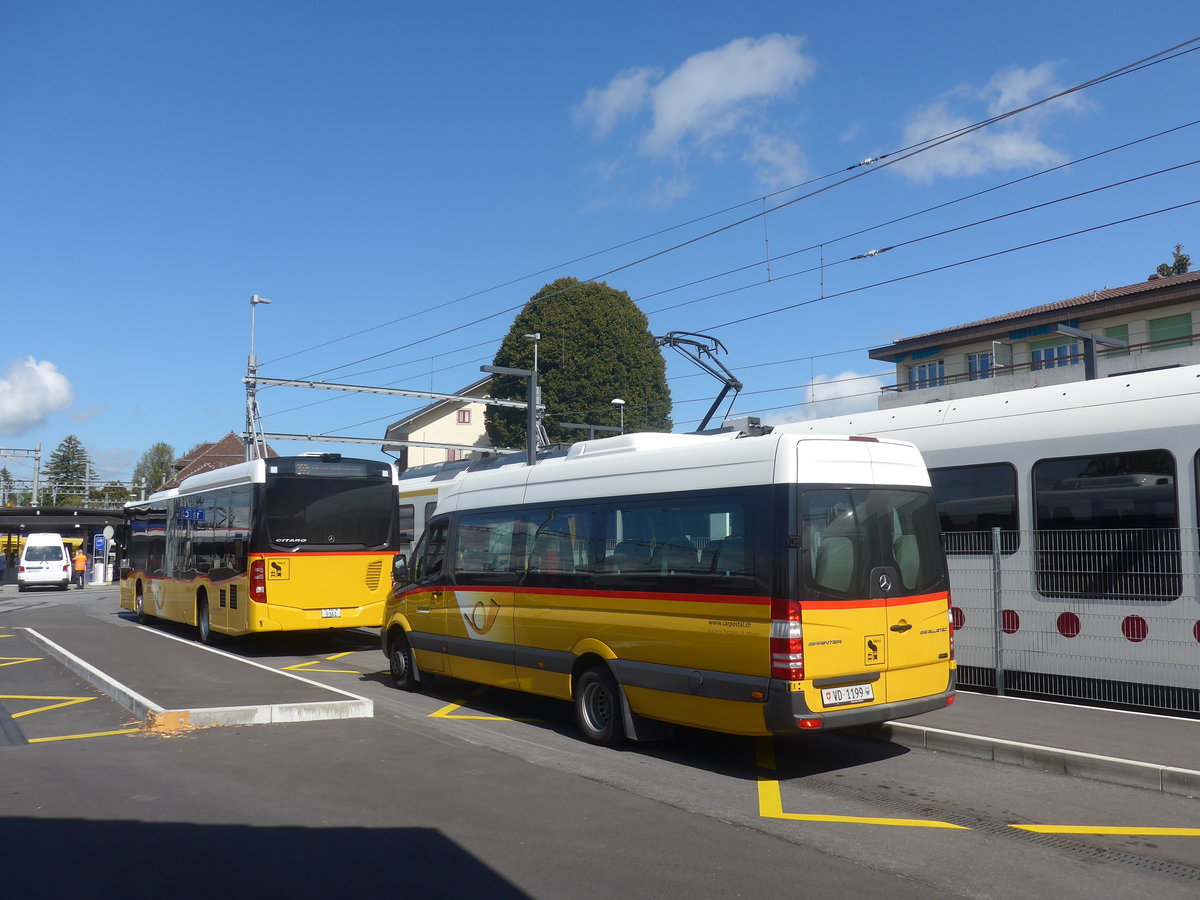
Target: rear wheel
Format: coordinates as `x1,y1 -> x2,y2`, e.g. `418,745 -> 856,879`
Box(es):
575,666 -> 626,747
388,630 -> 422,690
135,587 -> 150,624
197,593 -> 216,645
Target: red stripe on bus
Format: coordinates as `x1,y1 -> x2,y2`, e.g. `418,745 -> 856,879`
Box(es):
447,584 -> 771,606
800,592 -> 950,611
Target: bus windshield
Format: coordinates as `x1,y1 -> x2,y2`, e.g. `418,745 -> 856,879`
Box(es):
801,488 -> 945,600
263,477 -> 396,550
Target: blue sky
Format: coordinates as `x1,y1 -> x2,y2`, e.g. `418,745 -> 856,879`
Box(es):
2,1 -> 1198,485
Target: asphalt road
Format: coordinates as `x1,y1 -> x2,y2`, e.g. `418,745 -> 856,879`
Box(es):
2,585 -> 1198,899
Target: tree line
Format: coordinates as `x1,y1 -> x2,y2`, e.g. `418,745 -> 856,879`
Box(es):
1,438 -> 176,508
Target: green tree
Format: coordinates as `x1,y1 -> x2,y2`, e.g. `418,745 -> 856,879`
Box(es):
45,434 -> 95,505
92,481 -> 132,506
0,466 -> 14,506
1156,243 -> 1191,277
131,441 -> 177,493
485,277 -> 672,449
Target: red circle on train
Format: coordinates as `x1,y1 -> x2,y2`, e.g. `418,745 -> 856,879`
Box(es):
1056,612 -> 1081,638
1121,615 -> 1148,643
1194,621 -> 1200,643
1001,609 -> 1020,634
950,607 -> 965,630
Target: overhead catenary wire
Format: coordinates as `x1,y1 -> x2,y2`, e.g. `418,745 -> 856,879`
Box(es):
633,118 -> 1200,312
264,38 -> 1200,385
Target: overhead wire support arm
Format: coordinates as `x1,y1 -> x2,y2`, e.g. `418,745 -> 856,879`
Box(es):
248,375 -> 529,410
654,331 -> 744,432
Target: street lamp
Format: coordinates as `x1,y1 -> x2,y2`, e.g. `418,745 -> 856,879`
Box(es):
611,398 -> 625,434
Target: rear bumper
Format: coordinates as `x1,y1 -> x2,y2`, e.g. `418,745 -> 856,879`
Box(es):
764,669 -> 956,733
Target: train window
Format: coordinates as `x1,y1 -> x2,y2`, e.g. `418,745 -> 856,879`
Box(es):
1033,449 -> 1180,600
928,464 -> 1019,554
398,504 -> 416,543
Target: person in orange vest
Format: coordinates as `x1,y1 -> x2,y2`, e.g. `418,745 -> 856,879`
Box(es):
73,547 -> 88,589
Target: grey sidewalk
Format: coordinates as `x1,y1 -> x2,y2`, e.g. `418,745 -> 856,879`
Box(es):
21,612 -> 372,730
854,689 -> 1200,796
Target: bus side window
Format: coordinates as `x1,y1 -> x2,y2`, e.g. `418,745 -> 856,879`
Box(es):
412,520 -> 449,584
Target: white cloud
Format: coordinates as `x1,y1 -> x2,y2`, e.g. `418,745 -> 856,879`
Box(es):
894,63 -> 1087,184
574,34 -> 816,198
0,357 -> 74,437
643,35 -> 816,155
763,370 -> 885,424
743,131 -> 807,192
574,66 -> 660,138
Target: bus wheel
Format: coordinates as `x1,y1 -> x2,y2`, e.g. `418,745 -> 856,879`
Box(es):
197,594 -> 216,645
135,588 -> 150,624
575,667 -> 626,747
388,631 -> 421,691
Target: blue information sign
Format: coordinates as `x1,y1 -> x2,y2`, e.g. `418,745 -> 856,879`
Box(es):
93,534 -> 106,556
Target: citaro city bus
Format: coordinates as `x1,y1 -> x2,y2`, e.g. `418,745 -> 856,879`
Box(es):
384,430 -> 955,745
121,454 -> 400,642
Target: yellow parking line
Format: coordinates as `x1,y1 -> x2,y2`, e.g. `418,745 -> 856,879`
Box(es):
429,687 -> 540,722
755,737 -> 968,830
1011,824 -> 1200,837
28,728 -> 141,743
3,695 -> 96,718
0,657 -> 43,667
282,660 -> 359,674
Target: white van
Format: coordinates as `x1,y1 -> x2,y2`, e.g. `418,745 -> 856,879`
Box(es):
18,533 -> 71,592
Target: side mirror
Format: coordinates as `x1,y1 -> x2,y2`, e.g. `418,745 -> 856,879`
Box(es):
392,553 -> 410,585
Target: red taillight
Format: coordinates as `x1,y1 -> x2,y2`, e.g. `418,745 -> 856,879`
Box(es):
848,435 -> 879,442
797,718 -> 823,729
250,559 -> 267,603
769,596 -> 804,681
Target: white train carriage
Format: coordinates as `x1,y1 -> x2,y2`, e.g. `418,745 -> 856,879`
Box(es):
781,364 -> 1200,712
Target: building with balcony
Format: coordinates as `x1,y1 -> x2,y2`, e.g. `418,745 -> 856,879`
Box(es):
869,270 -> 1200,409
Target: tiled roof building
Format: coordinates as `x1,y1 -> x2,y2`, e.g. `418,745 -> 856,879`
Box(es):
162,432 -> 277,489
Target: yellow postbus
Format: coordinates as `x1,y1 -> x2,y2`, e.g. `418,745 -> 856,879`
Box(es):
120,454 -> 400,642
383,430 -> 955,745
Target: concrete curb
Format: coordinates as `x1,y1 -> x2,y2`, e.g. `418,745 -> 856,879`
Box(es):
853,720 -> 1200,798
24,627 -> 373,732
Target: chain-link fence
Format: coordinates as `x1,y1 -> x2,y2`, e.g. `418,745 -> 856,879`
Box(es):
947,528 -> 1200,715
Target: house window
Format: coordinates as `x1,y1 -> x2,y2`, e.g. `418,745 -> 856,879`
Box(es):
1103,324 -> 1129,359
446,449 -> 463,462
906,360 -> 944,389
1148,313 -> 1192,350
967,351 -> 993,381
457,409 -> 472,424
1030,338 -> 1079,370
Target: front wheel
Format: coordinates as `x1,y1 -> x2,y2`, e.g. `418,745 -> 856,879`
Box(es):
388,630 -> 423,691
575,667 -> 626,747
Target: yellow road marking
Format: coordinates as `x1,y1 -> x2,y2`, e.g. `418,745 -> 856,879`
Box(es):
429,687 -> 540,722
2,694 -> 96,718
0,656 -> 43,667
282,660 -> 359,673
755,737 -> 968,830
28,728 -> 141,743
1011,824 -> 1200,837
282,651 -> 361,674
